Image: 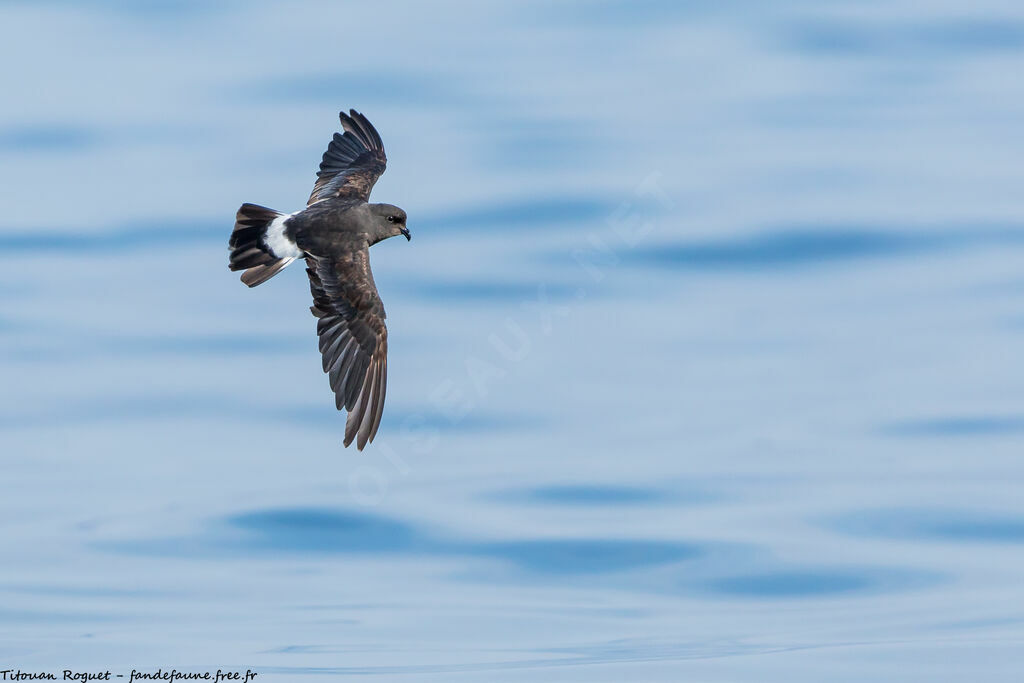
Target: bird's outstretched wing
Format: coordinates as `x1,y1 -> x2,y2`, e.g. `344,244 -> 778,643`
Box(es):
308,109 -> 387,206
306,252 -> 389,449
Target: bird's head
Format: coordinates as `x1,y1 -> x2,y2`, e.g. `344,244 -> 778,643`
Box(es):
367,203 -> 410,244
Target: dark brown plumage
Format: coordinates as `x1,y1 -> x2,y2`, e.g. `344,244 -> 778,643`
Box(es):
228,109 -> 410,449
308,110 -> 388,205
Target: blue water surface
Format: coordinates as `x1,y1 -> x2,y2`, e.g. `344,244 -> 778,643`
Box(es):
2,1 -> 1024,680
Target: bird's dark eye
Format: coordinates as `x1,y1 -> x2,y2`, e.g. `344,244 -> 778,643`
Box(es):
387,215 -> 395,223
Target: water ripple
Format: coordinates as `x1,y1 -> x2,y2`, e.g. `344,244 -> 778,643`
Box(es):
490,484 -> 698,506
881,416 -> 1024,437
831,508 -> 1024,543
102,506 -> 941,596
101,505 -> 706,577
627,225 -> 1024,271
480,539 -> 701,575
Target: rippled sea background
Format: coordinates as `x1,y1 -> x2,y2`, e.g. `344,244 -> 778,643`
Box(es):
3,1 -> 1024,679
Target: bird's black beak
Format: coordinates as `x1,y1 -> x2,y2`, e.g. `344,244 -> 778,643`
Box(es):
400,226 -> 411,241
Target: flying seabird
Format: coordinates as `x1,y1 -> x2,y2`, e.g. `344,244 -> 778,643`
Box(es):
228,109 -> 410,450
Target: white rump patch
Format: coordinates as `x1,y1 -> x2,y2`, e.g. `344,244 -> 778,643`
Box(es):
265,213 -> 302,259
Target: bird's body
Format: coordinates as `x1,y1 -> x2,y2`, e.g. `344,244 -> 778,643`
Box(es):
228,110 -> 410,450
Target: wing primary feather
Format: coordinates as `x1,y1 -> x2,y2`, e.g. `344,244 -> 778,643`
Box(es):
311,111 -> 386,205
357,359 -> 380,449
344,364 -> 372,448
348,110 -> 383,150
305,252 -> 390,448
347,113 -> 372,147
323,332 -> 353,373
320,132 -> 362,169
332,341 -> 360,391
318,321 -> 348,354
361,358 -> 383,448
317,316 -> 345,339
343,406 -> 359,448
368,354 -> 387,444
329,339 -> 359,395
344,353 -> 370,410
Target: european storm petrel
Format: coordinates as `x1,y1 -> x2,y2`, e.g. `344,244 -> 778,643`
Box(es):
228,110 -> 410,450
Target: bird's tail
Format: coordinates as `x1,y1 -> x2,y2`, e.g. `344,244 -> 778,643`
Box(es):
229,203 -> 301,287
